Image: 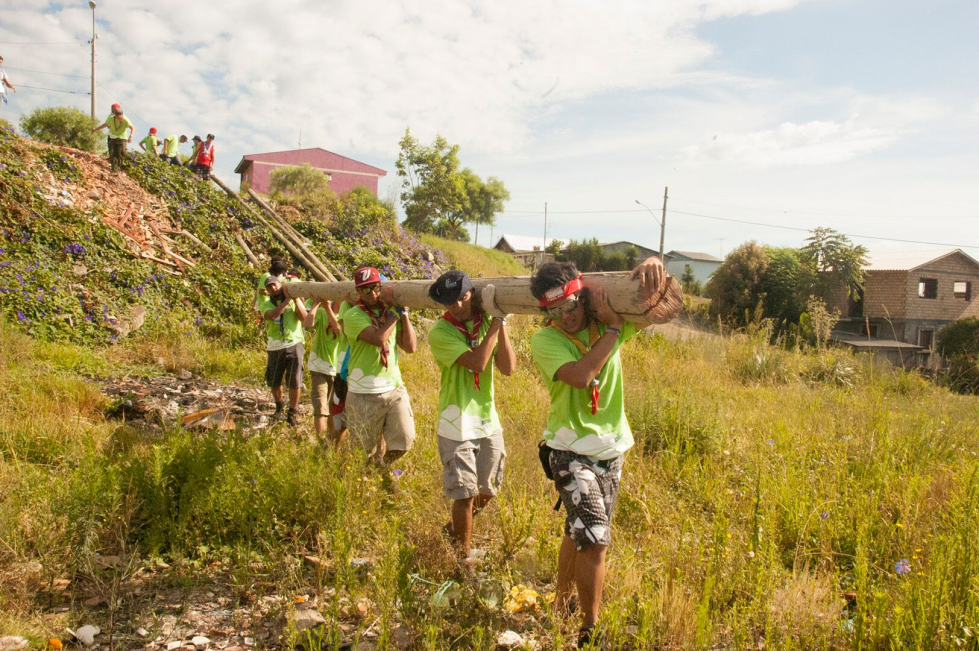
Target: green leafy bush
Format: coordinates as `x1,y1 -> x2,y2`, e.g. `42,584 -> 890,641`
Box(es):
19,106 -> 104,153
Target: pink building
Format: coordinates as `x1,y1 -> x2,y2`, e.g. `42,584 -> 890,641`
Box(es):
234,148 -> 387,196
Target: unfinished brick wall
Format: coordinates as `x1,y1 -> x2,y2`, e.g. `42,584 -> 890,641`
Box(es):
901,253 -> 979,321
862,271 -> 909,320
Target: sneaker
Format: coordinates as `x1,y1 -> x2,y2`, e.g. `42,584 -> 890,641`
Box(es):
272,401 -> 285,420
286,408 -> 299,426
577,626 -> 599,649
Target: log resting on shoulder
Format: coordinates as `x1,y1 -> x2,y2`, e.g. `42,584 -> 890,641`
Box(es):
284,272 -> 683,326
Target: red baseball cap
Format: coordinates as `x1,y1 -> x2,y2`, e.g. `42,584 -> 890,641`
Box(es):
354,266 -> 381,287
149,127 -> 157,134
111,103 -> 121,110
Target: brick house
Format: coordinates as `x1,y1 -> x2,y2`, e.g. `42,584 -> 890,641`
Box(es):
234,148 -> 387,196
832,249 -> 979,364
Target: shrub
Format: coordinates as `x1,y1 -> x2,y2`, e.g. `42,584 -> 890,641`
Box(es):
937,316 -> 979,358
19,106 -> 104,153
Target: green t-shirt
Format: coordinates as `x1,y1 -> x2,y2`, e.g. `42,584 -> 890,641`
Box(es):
257,294 -> 305,350
139,135 -> 159,152
254,272 -> 270,310
162,135 -> 180,157
343,303 -> 402,394
429,312 -> 500,441
530,321 -> 638,460
106,114 -> 134,139
309,307 -> 345,375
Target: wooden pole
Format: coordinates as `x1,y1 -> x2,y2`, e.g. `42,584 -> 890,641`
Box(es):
285,272 -> 683,326
660,186 -> 668,261
235,232 -> 260,265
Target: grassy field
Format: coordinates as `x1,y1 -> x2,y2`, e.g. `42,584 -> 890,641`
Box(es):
1,314 -> 978,649
418,234 -> 529,277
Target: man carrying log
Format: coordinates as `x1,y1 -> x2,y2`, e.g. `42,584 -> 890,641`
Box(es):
303,299 -> 344,444
427,271 -> 515,561
529,256 -> 665,649
259,275 -> 308,426
342,266 -> 417,464
91,103 -> 134,173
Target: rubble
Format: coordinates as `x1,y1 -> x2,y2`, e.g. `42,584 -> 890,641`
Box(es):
0,637 -> 29,651
101,374 -> 290,430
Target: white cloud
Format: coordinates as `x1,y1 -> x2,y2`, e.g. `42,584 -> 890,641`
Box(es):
680,119 -> 898,166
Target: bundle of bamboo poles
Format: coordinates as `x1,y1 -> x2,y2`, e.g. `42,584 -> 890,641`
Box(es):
284,272 -> 683,325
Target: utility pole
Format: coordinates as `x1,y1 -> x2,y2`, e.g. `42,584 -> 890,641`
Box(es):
659,186 -> 668,261
542,201 -> 548,269
89,1 -> 97,120
298,129 -> 302,148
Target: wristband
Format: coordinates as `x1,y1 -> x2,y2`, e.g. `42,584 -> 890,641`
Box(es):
605,327 -> 621,336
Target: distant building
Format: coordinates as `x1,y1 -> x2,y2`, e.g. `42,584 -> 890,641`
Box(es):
234,148 -> 387,196
599,241 -> 659,260
666,250 -> 723,284
830,249 -> 979,368
493,234 -> 560,269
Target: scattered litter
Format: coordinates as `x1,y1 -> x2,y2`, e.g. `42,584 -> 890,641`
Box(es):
137,628 -> 150,638
192,635 -> 211,649
496,630 -> 525,648
0,637 -> 29,651
70,625 -> 100,647
181,408 -> 236,431
504,585 -> 540,613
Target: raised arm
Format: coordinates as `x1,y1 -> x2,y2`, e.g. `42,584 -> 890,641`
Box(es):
494,320 -> 516,376
396,310 -> 417,354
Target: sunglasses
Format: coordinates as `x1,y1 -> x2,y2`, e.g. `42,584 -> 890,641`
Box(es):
544,295 -> 581,317
357,284 -> 382,296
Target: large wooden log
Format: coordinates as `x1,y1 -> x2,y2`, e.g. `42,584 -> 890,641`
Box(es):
284,272 -> 683,325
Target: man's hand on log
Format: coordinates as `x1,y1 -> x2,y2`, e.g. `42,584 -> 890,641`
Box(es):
588,285 -> 625,329
481,284 -> 512,320
630,256 -> 666,289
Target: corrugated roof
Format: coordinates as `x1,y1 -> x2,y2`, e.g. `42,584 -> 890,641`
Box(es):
234,147 -> 387,176
864,249 -> 979,271
667,250 -> 723,262
494,234 -> 561,253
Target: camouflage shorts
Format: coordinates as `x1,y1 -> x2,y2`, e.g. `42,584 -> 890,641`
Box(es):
549,450 -> 623,550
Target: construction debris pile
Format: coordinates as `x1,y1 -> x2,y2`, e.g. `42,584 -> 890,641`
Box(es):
38,147 -> 204,275
101,373 -> 292,432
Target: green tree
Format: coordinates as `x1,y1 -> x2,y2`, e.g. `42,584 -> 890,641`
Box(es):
800,227 -> 868,301
681,264 -> 696,291
557,238 -> 605,272
762,247 -> 806,323
268,163 -> 338,220
625,244 -> 640,269
704,241 -> 769,326
19,106 -> 103,153
396,129 -> 508,241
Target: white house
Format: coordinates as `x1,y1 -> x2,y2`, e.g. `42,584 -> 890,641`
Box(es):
666,250 -> 723,284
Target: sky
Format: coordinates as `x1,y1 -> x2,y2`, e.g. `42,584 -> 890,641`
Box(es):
2,0 -> 978,257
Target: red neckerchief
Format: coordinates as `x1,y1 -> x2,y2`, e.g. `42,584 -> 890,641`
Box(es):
441,310 -> 484,391
358,299 -> 389,368
548,319 -> 603,414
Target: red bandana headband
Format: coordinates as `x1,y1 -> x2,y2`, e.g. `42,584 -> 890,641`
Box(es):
539,276 -> 583,307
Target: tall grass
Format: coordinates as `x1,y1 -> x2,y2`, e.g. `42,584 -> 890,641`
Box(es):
1,316 -> 978,649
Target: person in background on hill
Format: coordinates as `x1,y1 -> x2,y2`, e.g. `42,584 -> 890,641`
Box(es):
0,55 -> 17,107
529,256 -> 665,649
160,134 -> 187,165
427,271 -> 515,561
91,103 -> 134,173
303,299 -> 345,444
259,275 -> 308,426
194,133 -> 215,181
343,266 -> 417,464
138,127 -> 160,156
186,136 -> 202,170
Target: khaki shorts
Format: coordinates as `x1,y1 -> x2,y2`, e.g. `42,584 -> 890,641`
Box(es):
346,385 -> 416,453
438,431 -> 506,500
310,371 -> 335,417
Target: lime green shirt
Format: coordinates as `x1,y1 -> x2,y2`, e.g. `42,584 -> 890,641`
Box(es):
257,294 -> 305,350
254,272 -> 271,310
162,135 -> 180,157
139,135 -> 159,153
309,307 -> 344,375
530,321 -> 638,460
429,311 -> 500,442
105,114 -> 134,139
343,303 -> 402,394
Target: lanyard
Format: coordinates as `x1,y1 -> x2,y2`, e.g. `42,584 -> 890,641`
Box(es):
441,311 -> 484,390
358,300 -> 389,368
550,321 -> 603,415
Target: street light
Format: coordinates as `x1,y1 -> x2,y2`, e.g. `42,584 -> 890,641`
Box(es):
635,193 -> 668,261
89,1 -> 97,120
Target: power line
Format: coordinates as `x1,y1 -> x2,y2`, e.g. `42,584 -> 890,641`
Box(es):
95,81 -> 151,128
15,83 -> 89,95
3,66 -> 88,79
667,208 -> 979,250
0,41 -> 84,45
670,196 -> 979,220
